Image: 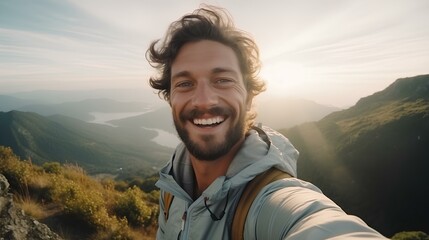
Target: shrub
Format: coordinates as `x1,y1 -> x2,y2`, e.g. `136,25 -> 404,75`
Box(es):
42,162 -> 62,174
62,163 -> 87,182
114,186 -> 154,227
146,190 -> 160,204
90,217 -> 138,240
114,180 -> 129,191
0,146 -> 34,190
392,231 -> 429,240
50,176 -> 108,230
101,178 -> 116,191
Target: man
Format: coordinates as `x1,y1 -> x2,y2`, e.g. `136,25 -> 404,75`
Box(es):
147,6 -> 387,239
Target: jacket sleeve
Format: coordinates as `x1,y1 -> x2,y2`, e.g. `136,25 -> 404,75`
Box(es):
245,179 -> 388,239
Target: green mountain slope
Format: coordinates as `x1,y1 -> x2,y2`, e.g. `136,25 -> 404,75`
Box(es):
0,111 -> 172,175
281,74 -> 429,237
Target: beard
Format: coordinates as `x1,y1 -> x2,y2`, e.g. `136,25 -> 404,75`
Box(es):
173,106 -> 246,161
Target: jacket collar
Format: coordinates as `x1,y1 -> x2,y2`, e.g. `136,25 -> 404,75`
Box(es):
156,126 -> 298,200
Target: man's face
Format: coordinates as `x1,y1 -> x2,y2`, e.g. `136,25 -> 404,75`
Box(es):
170,40 -> 250,161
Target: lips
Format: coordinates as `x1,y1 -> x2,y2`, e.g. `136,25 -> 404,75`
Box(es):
193,116 -> 225,126
181,107 -> 231,128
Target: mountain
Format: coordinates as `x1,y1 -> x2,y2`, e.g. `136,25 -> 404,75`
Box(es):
3,90 -> 340,132
109,106 -> 176,133
0,95 -> 42,112
17,98 -> 152,121
256,98 -> 340,129
7,89 -> 162,105
281,74 -> 429,237
0,111 -> 172,175
110,99 -> 340,133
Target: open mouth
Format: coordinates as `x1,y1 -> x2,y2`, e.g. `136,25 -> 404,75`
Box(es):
192,116 -> 225,127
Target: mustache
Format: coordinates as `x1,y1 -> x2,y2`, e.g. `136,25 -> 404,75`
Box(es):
180,107 -> 232,121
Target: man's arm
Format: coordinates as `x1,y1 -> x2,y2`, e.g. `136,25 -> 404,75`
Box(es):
245,179 -> 388,239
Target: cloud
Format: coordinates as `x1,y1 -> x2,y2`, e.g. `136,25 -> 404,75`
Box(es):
67,0 -> 203,36
1,0 -> 429,106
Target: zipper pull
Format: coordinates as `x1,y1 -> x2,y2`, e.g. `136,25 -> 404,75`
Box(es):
181,211 -> 187,231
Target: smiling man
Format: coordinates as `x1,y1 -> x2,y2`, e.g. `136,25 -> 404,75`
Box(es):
147,6 -> 387,240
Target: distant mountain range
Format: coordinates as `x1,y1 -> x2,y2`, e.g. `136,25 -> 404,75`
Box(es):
282,74 -> 429,236
1,92 -> 341,131
0,96 -> 154,121
0,89 -> 341,179
0,111 -> 172,175
256,98 -> 340,129
3,88 -> 162,105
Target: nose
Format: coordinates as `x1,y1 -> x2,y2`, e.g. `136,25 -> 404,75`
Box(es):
192,81 -> 218,109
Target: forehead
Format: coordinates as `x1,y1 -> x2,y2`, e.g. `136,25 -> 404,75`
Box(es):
171,40 -> 241,76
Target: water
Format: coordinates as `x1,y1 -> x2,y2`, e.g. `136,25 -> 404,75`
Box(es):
142,127 -> 180,149
88,110 -> 153,126
88,110 -> 179,149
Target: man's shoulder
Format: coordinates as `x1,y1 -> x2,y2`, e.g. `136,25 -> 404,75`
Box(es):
244,177 -> 327,227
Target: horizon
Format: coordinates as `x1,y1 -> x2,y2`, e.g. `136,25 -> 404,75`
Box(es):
1,0 -> 429,107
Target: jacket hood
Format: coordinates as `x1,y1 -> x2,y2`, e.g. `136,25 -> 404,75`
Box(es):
225,126 -> 298,187
156,126 -> 298,200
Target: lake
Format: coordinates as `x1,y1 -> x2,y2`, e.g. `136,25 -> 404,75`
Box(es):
88,110 -> 179,148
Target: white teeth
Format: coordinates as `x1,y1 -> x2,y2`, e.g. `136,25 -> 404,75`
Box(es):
193,116 -> 224,126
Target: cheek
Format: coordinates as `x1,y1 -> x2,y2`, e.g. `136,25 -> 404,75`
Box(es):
170,93 -> 191,121
235,90 -> 249,111
170,93 -> 184,110
227,95 -> 249,119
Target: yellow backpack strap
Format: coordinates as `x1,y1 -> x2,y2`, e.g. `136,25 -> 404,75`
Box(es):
231,168 -> 292,240
163,191 -> 174,221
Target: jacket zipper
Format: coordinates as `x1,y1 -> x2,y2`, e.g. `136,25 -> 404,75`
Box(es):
179,197 -> 203,239
177,210 -> 187,240
181,211 -> 187,232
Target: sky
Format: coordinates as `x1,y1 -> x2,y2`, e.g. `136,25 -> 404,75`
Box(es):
0,0 -> 428,107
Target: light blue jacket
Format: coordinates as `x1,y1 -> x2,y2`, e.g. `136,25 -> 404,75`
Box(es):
156,126 -> 387,239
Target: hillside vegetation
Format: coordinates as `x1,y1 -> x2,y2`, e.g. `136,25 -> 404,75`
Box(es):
0,146 -> 158,240
282,74 -> 429,236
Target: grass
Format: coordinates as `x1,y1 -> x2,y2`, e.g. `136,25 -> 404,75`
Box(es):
15,195 -> 47,220
1,146 -> 159,240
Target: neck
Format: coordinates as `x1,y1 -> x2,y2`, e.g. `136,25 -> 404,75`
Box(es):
190,138 -> 244,198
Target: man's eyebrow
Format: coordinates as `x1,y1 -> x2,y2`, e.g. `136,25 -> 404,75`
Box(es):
171,68 -> 239,80
212,67 -> 237,74
171,71 -> 191,80
212,67 -> 239,77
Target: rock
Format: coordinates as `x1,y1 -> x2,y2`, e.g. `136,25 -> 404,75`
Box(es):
0,174 -> 63,240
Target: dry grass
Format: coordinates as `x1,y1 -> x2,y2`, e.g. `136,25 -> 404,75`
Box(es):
15,195 -> 47,220
27,173 -> 51,193
62,163 -> 87,181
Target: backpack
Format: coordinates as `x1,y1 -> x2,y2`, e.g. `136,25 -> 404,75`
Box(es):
162,167 -> 292,240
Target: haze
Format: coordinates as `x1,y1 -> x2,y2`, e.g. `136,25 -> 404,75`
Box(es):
1,0 -> 428,107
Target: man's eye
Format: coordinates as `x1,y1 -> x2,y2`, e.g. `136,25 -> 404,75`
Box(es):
176,81 -> 193,88
215,78 -> 234,84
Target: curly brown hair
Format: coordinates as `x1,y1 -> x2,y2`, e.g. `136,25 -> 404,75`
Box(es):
146,6 -> 266,128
